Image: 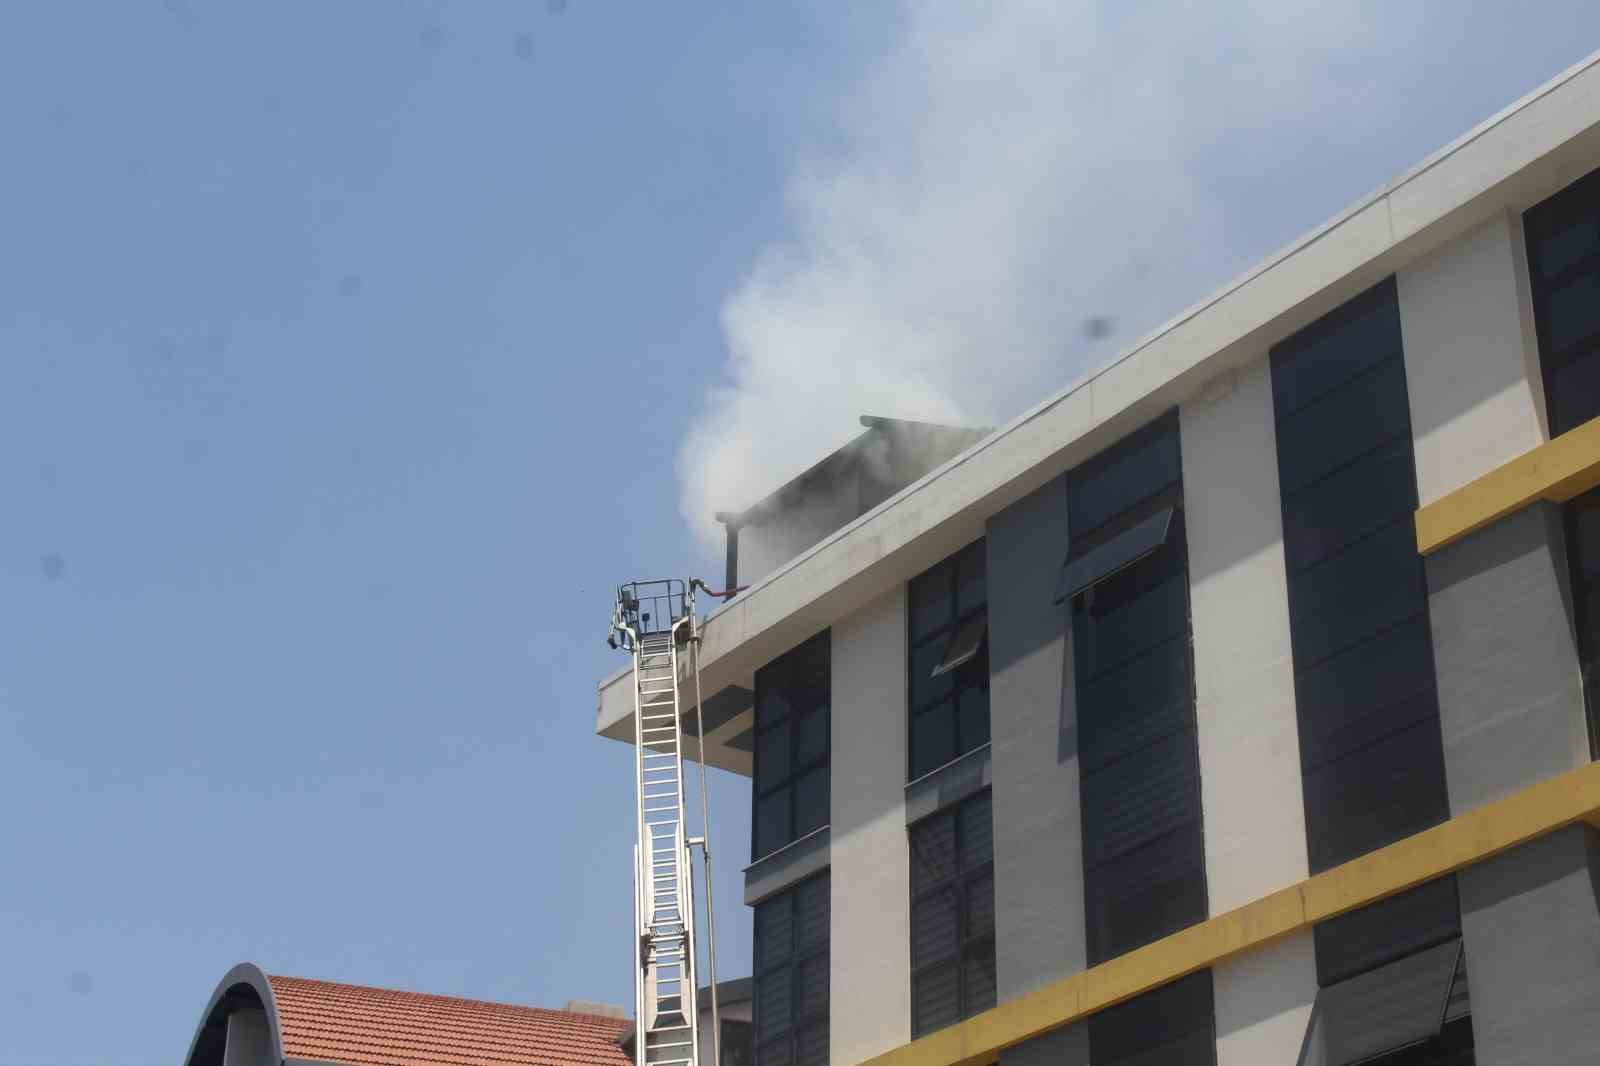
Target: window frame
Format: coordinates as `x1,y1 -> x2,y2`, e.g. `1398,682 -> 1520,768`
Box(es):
752,631 -> 832,863
908,790 -> 997,1038
906,539 -> 990,783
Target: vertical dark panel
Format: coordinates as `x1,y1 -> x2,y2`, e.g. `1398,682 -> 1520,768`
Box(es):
1270,278 -> 1461,986
1525,165 -> 1600,437
753,872 -> 830,1066
1066,412 -> 1208,967
752,631 -> 831,861
1271,278 -> 1450,871
908,540 -> 990,780
1087,971 -> 1216,1066
909,790 -> 997,1037
1526,165 -> 1600,758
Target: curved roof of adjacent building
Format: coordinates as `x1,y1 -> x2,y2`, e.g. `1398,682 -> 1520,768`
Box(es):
184,963 -> 633,1066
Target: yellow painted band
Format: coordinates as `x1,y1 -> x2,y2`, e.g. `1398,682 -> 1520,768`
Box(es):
858,760 -> 1600,1066
1414,414 -> 1600,556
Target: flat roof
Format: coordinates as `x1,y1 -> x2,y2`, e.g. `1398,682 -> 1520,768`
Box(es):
597,47 -> 1600,775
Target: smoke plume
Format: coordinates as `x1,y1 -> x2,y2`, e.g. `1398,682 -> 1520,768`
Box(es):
676,0 -> 1553,552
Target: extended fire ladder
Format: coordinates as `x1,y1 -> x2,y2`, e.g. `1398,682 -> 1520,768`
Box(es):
611,580 -> 720,1066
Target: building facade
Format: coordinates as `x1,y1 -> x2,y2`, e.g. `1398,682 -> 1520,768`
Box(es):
596,50 -> 1600,1066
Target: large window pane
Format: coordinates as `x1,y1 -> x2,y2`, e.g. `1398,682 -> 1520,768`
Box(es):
907,541 -> 990,779
1081,729 -> 1202,869
755,895 -> 793,968
913,962 -> 960,1036
755,789 -> 790,859
752,874 -> 829,1066
908,791 -> 996,1038
1088,970 -> 1216,1066
1067,412 -> 1205,968
753,631 -> 831,860
794,766 -> 829,838
1067,419 -> 1182,536
1269,286 -> 1402,417
1084,828 -> 1207,965
1273,278 -> 1446,885
911,889 -> 959,967
757,726 -> 791,789
1275,356 -> 1413,497
1281,438 -> 1416,574
910,701 -> 956,780
1301,719 -> 1450,871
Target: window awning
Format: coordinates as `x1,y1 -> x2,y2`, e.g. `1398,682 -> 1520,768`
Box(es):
1297,938 -> 1468,1066
1054,507 -> 1174,605
930,612 -> 987,678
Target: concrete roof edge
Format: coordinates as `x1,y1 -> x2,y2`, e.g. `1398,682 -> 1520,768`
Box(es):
181,962 -> 288,1066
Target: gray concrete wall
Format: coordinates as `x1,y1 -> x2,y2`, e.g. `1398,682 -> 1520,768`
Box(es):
1398,209 -> 1549,504
1424,504 -> 1588,814
986,476 -> 1088,1002
1180,361 -> 1317,1066
829,585 -> 911,1064
1403,212 -> 1589,817
222,1009 -> 270,1066
1457,825 -> 1600,1066
1213,933 -> 1317,1066
1181,361 -> 1309,913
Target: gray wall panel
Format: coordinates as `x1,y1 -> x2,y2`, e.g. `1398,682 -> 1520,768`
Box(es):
986,474 -> 1087,1000
1458,825 -> 1600,1066
1425,503 -> 1588,814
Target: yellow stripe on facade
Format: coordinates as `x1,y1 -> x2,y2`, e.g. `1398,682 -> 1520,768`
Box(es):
1414,414 -> 1600,555
858,760 -> 1600,1066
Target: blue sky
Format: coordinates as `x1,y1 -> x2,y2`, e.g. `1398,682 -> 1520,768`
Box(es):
2,4 -> 1599,1065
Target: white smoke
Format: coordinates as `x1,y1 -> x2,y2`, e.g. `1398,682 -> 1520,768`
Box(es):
675,0 -> 1464,551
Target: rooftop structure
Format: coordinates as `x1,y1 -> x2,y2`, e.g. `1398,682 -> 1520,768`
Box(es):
181,963 -> 635,1066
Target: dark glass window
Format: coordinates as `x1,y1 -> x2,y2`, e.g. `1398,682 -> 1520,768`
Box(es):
753,873 -> 829,1066
1525,166 -> 1600,759
1269,279 -> 1451,873
721,1020 -> 753,1066
1064,412 -> 1207,965
908,540 -> 989,781
752,632 -> 831,861
1303,880 -> 1473,1066
909,790 -> 996,1037
1525,165 -> 1600,438
1088,970 -> 1216,1066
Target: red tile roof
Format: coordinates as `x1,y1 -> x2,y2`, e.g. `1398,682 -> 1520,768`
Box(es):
267,974 -> 633,1066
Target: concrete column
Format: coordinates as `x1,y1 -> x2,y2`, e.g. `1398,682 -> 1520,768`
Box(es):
1400,208 -> 1600,1065
1212,933 -> 1317,1066
1397,208 -> 1548,504
1398,198 -> 1588,814
986,475 -> 1090,1013
830,585 -> 911,1064
1423,504 -> 1588,813
1457,825 -> 1600,1066
1180,359 -> 1309,912
1180,358 -> 1316,1066
222,1008 -> 271,1066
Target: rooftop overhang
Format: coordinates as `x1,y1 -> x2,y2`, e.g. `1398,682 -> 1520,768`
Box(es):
597,48 -> 1600,776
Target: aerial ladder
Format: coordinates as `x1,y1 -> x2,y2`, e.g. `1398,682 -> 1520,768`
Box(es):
609,579 -> 731,1066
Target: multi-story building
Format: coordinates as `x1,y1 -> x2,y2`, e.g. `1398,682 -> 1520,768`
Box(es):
596,51 -> 1600,1066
